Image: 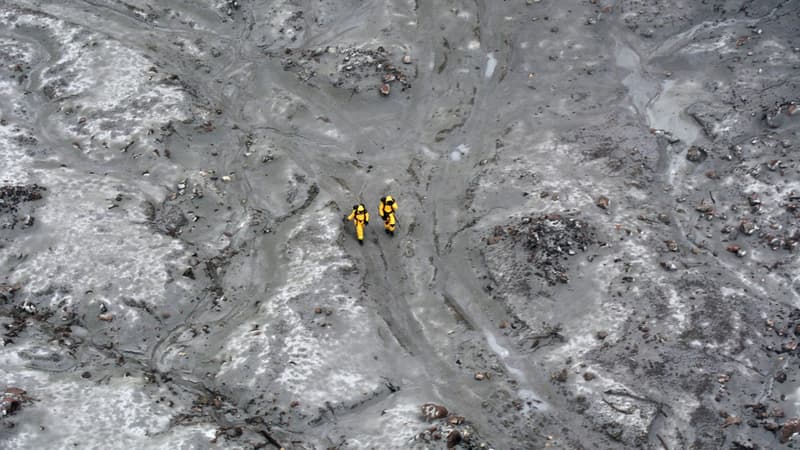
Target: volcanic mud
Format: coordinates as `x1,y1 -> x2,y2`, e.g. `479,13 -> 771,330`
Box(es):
1,0 -> 799,449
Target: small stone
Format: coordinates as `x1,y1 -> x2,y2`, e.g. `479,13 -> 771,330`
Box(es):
665,240 -> 678,252
583,372 -> 596,381
723,415 -> 742,428
447,415 -> 465,425
596,330 -> 608,340
81,371 -> 92,379
686,146 -> 708,162
221,175 -> 232,182
420,403 -> 449,420
717,373 -> 730,384
97,313 -> 114,322
474,372 -> 488,381
596,195 -> 610,209
290,400 -> 299,408
402,55 -> 412,64
739,220 -> 757,235
660,261 -> 678,271
499,320 -> 509,329
182,267 -> 195,279
379,83 -> 391,96
314,306 -> 323,314
551,368 -> 568,382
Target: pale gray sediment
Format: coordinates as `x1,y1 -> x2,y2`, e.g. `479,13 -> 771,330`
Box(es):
1,0 -> 799,448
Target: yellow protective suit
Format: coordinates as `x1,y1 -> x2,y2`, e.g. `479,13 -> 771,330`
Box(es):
378,196 -> 398,235
346,204 -> 369,244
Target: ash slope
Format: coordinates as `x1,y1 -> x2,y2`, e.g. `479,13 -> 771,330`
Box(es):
1,0 -> 799,449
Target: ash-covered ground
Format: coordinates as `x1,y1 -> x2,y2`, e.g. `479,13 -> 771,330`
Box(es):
1,0 -> 799,449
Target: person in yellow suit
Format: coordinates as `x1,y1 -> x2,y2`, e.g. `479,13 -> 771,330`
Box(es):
345,204 -> 369,245
378,195 -> 398,236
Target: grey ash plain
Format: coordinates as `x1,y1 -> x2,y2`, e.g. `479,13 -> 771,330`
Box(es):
1,0 -> 799,449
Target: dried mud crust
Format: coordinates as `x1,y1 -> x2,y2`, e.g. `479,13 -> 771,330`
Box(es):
483,213 -> 597,287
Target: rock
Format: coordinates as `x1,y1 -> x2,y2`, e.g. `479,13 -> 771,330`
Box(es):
664,240 -> 678,252
499,320 -> 509,329
474,372 -> 489,381
225,426 -> 243,438
420,403 -> 448,420
446,430 -> 462,448
726,245 -> 746,257
739,220 -> 757,236
596,330 -> 608,340
1,388 -> 28,417
182,267 -> 195,279
81,371 -> 92,379
447,415 -> 465,425
402,55 -> 412,64
97,313 -> 114,322
379,83 -> 390,96
583,372 -> 596,381
765,102 -> 798,129
660,261 -> 677,271
723,415 -> 742,428
551,368 -> 568,382
584,388 -> 658,446
781,418 -> 800,443
686,146 -> 708,162
596,195 -> 610,209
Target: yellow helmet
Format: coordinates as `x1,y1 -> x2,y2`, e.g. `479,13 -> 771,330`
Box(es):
385,195 -> 393,203
357,204 -> 365,212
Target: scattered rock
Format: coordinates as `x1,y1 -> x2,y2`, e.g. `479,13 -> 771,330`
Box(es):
97,313 -> 114,322
596,195 -> 610,209
583,372 -> 596,381
474,371 -> 490,381
596,330 -> 608,340
182,267 -> 195,279
664,240 -> 678,252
